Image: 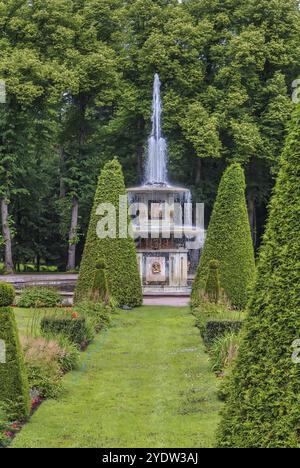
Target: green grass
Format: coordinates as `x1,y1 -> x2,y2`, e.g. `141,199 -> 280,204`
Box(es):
13,306 -> 222,448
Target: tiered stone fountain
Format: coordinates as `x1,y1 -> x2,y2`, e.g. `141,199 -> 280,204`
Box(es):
128,75 -> 205,294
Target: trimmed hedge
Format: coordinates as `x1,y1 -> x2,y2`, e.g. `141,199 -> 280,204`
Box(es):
217,106 -> 300,448
0,307 -> 30,420
0,282 -> 15,306
201,320 -> 243,348
74,158 -> 142,307
192,163 -> 256,309
41,315 -> 90,349
18,287 -> 61,308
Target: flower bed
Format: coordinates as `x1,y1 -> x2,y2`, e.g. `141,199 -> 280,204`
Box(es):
1,301 -> 113,446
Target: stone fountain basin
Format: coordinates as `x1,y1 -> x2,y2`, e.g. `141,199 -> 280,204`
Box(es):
131,224 -> 205,237
128,185 -> 190,194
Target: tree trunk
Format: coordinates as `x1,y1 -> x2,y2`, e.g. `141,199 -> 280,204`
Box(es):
1,198 -> 14,274
59,145 -> 66,198
195,158 -> 202,184
248,193 -> 257,248
66,197 -> 79,271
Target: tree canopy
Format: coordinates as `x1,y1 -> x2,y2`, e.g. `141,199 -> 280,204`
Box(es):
0,0 -> 299,271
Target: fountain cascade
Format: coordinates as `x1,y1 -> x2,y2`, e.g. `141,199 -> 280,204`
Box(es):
128,74 -> 205,294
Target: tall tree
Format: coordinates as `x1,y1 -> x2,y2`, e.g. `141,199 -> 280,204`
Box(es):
217,105 -> 300,448
0,0 -> 76,272
192,163 -> 255,309
58,1 -> 120,271
75,158 -> 143,307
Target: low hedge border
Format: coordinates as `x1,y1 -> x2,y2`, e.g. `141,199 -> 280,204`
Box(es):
41,316 -> 89,349
201,320 -> 244,348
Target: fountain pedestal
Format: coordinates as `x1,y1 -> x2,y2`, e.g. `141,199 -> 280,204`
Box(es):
128,186 -> 203,294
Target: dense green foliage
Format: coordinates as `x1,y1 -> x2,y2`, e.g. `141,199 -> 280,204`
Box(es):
0,307 -> 30,420
205,260 -> 220,303
192,164 -> 256,309
193,302 -> 245,346
210,332 -> 242,374
75,159 -> 142,307
75,300 -> 112,333
202,321 -> 243,349
217,105 -> 300,448
0,282 -> 15,306
0,0 -> 299,271
41,313 -> 91,349
18,287 -> 61,308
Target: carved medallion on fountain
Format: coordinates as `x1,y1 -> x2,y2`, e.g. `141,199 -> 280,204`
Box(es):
128,75 -> 205,294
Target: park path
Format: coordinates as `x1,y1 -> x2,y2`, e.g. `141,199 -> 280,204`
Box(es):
2,274 -> 191,307
13,306 -> 221,448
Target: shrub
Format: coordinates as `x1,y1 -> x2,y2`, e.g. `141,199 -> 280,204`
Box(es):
217,106 -> 300,448
202,320 -> 243,348
75,300 -> 112,333
74,158 -> 143,307
54,335 -> 80,373
0,403 -> 12,448
40,309 -> 93,349
25,359 -> 63,399
192,163 -> 256,309
210,332 -> 242,373
205,260 -> 220,303
193,300 -> 244,348
18,287 -> 61,308
0,307 -> 30,420
0,282 -> 15,306
21,335 -> 80,374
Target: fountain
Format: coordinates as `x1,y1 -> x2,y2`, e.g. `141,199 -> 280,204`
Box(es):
128,74 -> 205,294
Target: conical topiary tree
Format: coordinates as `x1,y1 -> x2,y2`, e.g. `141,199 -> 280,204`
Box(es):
74,158 -> 142,307
0,283 -> 30,421
192,163 -> 256,309
217,106 -> 300,448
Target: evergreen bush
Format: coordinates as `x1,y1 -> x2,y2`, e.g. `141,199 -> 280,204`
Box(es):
74,158 -> 142,307
0,282 -> 15,306
217,106 -> 300,448
192,163 -> 256,309
0,307 -> 30,420
18,287 -> 61,308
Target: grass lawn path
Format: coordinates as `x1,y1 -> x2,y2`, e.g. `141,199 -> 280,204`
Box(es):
13,306 -> 221,448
